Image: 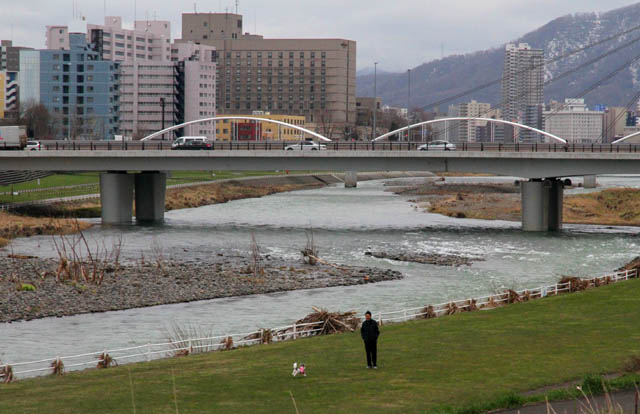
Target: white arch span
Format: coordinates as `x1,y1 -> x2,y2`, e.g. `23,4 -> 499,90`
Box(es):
373,117 -> 568,144
141,116 -> 332,142
612,131 -> 640,145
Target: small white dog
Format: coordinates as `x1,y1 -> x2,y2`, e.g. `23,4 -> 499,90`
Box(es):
291,362 -> 306,377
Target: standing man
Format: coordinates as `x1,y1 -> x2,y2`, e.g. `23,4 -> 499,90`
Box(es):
361,311 -> 380,369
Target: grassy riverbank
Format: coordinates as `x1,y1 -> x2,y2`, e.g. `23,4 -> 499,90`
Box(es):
3,278 -> 640,413
421,184 -> 640,226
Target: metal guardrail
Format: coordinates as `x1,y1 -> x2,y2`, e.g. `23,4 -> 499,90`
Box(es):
19,141 -> 640,153
2,268 -> 635,380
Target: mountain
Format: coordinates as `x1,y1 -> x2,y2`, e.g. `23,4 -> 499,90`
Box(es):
356,3 -> 640,111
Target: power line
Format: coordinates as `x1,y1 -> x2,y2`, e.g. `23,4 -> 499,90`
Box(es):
420,21 -> 640,111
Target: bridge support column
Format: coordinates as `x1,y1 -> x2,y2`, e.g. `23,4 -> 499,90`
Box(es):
521,179 -> 563,232
344,171 -> 358,188
100,172 -> 134,225
583,175 -> 597,189
134,172 -> 167,224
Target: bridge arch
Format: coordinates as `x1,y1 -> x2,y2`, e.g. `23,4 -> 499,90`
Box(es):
140,116 -> 332,142
373,117 -> 568,144
611,131 -> 640,145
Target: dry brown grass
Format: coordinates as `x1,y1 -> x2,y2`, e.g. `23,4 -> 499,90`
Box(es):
0,211 -> 92,245
165,182 -> 319,211
428,187 -> 640,227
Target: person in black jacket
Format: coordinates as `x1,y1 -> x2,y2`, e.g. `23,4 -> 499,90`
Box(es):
360,311 -> 379,369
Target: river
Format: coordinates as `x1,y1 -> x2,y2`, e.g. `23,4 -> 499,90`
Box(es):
2,175 -> 639,370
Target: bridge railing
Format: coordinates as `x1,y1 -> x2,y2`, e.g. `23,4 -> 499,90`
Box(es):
2,268 -> 636,381
31,140 -> 640,153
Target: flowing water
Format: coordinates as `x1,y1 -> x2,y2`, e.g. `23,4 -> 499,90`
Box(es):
2,175 -> 640,369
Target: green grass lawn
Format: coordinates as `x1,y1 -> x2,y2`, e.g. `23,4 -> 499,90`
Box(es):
0,171 -> 314,204
2,280 -> 640,413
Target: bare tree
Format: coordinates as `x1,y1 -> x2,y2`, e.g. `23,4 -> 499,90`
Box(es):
319,110 -> 336,141
20,101 -> 52,138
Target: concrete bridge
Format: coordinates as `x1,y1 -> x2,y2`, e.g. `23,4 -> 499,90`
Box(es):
2,149 -> 640,232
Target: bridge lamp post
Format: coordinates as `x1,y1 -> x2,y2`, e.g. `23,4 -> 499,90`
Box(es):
407,69 -> 411,142
159,98 -> 166,140
373,62 -> 378,140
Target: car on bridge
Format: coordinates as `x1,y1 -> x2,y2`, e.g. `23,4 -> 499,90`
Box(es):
417,140 -> 456,151
25,140 -> 41,151
285,141 -> 327,151
171,137 -> 212,150
171,140 -> 212,150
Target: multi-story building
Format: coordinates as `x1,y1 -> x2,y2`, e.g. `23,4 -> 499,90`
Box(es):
48,17 -> 217,140
0,40 -> 32,118
457,100 -> 492,143
602,106 -> 628,143
543,98 -> 604,144
19,33 -> 121,140
179,12 -> 356,139
502,43 -> 544,143
215,112 -> 306,141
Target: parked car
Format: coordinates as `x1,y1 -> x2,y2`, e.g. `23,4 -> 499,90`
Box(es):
171,136 -> 209,149
171,140 -> 212,150
25,140 -> 41,151
417,140 -> 456,151
285,141 -> 327,151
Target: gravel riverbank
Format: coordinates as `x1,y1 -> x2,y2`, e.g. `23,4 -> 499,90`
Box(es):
0,255 -> 402,323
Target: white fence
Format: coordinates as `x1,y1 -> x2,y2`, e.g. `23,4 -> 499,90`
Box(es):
1,268 -> 637,381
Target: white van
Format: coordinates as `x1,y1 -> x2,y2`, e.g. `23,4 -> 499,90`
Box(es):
171,136 -> 209,149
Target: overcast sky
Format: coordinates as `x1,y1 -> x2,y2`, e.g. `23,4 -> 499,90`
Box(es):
0,0 -> 637,72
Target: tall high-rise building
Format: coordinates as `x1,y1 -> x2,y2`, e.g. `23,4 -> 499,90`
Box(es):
602,106 -> 628,143
179,12 -> 356,139
501,43 -> 544,143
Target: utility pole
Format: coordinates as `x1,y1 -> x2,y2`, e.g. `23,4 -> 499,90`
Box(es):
373,62 -> 378,141
407,69 -> 411,142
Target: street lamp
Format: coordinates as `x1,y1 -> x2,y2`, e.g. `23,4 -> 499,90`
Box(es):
407,69 -> 411,142
373,62 -> 378,141
159,97 -> 166,140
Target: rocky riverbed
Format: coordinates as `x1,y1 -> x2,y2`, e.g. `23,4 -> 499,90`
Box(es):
365,251 -> 482,266
0,254 -> 403,323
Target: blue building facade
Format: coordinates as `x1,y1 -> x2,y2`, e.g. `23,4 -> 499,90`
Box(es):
39,33 -> 119,140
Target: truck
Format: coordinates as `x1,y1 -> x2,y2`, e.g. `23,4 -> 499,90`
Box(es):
0,126 -> 27,150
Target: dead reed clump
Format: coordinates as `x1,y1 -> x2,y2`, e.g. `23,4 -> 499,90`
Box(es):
559,276 -> 590,292
445,302 -> 460,315
300,228 -> 320,266
481,296 -> 501,309
463,299 -> 478,312
220,336 -> 234,351
282,307 -> 360,337
50,359 -> 64,376
244,329 -> 274,345
96,353 -> 117,369
421,305 -> 437,319
506,290 -> 521,304
0,365 -> 14,383
521,291 -> 532,301
248,233 -> 265,277
623,355 -> 640,373
50,226 -> 123,286
165,322 -> 218,356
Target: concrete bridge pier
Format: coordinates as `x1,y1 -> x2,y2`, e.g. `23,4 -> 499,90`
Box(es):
521,179 -> 564,232
344,171 -> 358,188
134,172 -> 167,224
100,172 -> 135,225
583,175 -> 597,188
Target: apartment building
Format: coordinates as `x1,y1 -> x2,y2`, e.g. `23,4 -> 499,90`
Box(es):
179,12 -> 356,139
502,43 -> 544,142
48,17 -> 216,140
19,33 -> 120,140
457,100 -> 491,143
602,106 -> 628,143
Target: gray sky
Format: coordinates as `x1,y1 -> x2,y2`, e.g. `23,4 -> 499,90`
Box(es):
0,0 -> 637,72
